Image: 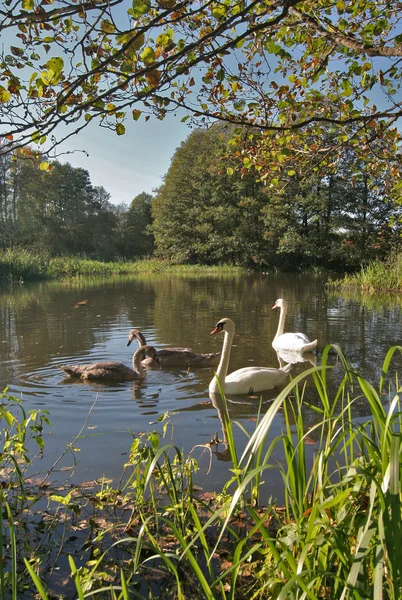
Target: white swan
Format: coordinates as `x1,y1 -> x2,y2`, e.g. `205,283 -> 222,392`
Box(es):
209,317 -> 291,395
272,299 -> 317,353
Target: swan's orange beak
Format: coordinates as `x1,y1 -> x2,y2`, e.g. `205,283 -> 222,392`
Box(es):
272,303 -> 278,309
211,323 -> 223,335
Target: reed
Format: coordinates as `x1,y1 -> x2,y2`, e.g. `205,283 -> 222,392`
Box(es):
0,248 -> 49,282
328,251 -> 402,293
0,250 -> 246,282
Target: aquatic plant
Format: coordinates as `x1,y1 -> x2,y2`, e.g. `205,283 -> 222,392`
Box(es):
328,251 -> 402,293
1,345 -> 402,599
0,250 -> 246,283
0,249 -> 50,282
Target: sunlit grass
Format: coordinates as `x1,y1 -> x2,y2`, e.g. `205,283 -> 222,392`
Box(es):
328,251 -> 402,293
0,250 -> 246,282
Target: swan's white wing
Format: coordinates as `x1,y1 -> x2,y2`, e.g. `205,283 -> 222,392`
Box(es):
224,366 -> 289,394
273,332 -> 317,352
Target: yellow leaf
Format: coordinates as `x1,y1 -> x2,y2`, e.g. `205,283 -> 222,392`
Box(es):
130,33 -> 145,51
0,87 -> 11,103
101,19 -> 115,34
40,161 -> 50,171
140,46 -> 156,65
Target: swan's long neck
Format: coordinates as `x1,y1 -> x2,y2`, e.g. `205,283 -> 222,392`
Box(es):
132,348 -> 146,378
215,325 -> 235,385
275,303 -> 287,339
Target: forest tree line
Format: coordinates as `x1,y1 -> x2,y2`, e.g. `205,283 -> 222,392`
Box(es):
1,126 -> 401,270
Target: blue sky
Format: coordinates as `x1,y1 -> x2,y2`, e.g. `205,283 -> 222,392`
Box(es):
57,113 -> 190,207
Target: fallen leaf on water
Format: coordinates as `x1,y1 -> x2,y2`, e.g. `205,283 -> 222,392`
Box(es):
73,299 -> 88,308
304,436 -> 317,445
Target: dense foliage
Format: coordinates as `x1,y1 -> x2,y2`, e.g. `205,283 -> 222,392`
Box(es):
1,1 -> 401,196
1,126 -> 400,271
151,126 -> 401,269
0,151 -> 154,261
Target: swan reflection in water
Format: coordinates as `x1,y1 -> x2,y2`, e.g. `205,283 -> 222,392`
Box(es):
275,349 -> 317,369
207,388 -> 281,462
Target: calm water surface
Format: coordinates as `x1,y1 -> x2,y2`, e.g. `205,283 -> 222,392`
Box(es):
1,272 -> 401,499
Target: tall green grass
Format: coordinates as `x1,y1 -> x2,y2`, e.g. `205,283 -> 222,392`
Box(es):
0,250 -> 246,282
2,346 -> 402,599
0,248 -> 50,282
328,251 -> 402,293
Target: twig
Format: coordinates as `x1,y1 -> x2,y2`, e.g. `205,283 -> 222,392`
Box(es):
39,394 -> 98,487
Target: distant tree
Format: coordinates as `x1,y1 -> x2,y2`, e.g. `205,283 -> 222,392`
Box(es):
85,186 -> 122,260
262,155 -> 401,268
151,126 -> 267,266
1,151 -> 122,259
0,152 -> 14,249
124,192 -> 154,258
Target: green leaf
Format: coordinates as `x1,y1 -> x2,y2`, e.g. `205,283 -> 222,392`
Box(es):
116,123 -> 126,135
46,57 -> 64,74
212,5 -> 226,19
132,0 -> 151,17
22,0 -> 34,9
140,46 -> 156,65
132,109 -> 141,120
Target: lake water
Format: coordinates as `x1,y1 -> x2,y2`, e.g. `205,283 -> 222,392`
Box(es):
1,272 -> 401,500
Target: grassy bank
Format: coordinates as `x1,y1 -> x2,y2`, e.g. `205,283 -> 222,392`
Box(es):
1,345 -> 402,599
328,252 -> 402,293
0,249 -> 245,282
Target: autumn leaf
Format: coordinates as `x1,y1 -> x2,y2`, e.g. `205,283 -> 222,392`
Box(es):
0,87 -> 11,103
157,0 -> 176,7
116,123 -> 126,135
145,68 -> 161,86
101,19 -> 115,34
